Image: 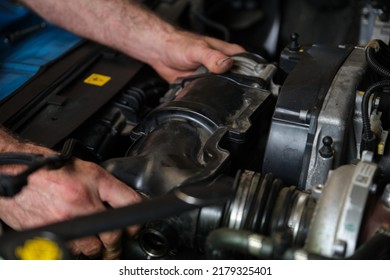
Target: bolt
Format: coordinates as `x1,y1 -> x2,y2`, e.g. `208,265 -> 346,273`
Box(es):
289,33 -> 300,51
311,184 -> 323,201
319,136 -> 333,158
299,110 -> 308,121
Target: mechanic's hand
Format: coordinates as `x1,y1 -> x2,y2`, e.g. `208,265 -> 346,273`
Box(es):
20,0 -> 244,84
0,144 -> 141,260
150,30 -> 245,83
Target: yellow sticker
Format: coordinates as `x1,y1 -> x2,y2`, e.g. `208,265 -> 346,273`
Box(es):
378,141 -> 385,155
84,73 -> 111,87
16,237 -> 63,260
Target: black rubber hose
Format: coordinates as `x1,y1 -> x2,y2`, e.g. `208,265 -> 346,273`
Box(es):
365,40 -> 390,78
0,154 -> 66,197
361,80 -> 390,152
134,78 -> 168,108
0,138 -> 74,168
119,86 -> 145,120
377,50 -> 390,68
0,138 -> 76,197
0,153 -> 41,166
0,175 -> 235,259
192,9 -> 230,41
118,82 -> 167,123
361,40 -> 390,152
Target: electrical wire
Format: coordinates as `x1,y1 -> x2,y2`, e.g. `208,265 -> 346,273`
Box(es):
0,138 -> 77,197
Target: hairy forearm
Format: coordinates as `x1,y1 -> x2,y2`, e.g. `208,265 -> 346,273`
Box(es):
0,128 -> 54,174
20,0 -> 175,65
0,126 -> 29,155
0,128 -> 21,153
0,128 -> 48,153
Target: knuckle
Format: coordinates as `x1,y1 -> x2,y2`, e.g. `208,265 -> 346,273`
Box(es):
101,230 -> 122,248
191,40 -> 210,55
82,241 -> 102,257
84,246 -> 101,257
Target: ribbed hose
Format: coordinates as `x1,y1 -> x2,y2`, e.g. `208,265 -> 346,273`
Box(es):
361,80 -> 390,150
362,40 -> 390,152
365,40 -> 390,78
118,80 -> 168,123
0,153 -> 40,166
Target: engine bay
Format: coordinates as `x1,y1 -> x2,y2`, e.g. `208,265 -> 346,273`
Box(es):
1,0 -> 390,260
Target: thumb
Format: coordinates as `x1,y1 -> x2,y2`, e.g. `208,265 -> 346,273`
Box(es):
195,48 -> 234,74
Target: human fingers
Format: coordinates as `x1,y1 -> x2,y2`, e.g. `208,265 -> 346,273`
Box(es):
203,36 -> 246,55
66,209 -> 125,259
99,229 -> 123,259
68,236 -> 103,258
189,35 -> 245,73
95,167 -> 143,235
97,169 -> 142,208
66,205 -> 126,259
67,163 -> 140,258
190,44 -> 234,74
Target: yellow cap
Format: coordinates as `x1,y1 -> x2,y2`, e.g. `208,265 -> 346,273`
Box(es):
16,237 -> 63,260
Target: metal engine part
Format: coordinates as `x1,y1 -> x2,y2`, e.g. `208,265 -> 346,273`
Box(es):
263,45 -> 368,189
103,53 -> 275,196
306,159 -> 378,258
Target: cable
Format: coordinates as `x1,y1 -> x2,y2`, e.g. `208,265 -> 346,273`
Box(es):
0,139 -> 77,197
361,80 -> 390,152
192,9 -> 231,41
361,39 -> 390,152
365,40 -> 390,78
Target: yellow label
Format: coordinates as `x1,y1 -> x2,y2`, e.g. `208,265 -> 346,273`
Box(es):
16,237 -> 63,260
84,73 -> 111,87
378,141 -> 385,155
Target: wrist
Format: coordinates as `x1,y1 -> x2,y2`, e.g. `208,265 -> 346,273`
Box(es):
120,6 -> 177,67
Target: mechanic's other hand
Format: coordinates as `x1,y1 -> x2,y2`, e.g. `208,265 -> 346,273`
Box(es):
0,144 -> 141,259
150,30 -> 245,83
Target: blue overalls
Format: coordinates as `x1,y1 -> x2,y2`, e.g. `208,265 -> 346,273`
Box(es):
0,0 -> 81,100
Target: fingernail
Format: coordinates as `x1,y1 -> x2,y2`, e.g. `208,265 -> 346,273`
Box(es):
217,57 -> 232,67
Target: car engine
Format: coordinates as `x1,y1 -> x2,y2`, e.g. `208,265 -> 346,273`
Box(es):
1,0 -> 390,260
